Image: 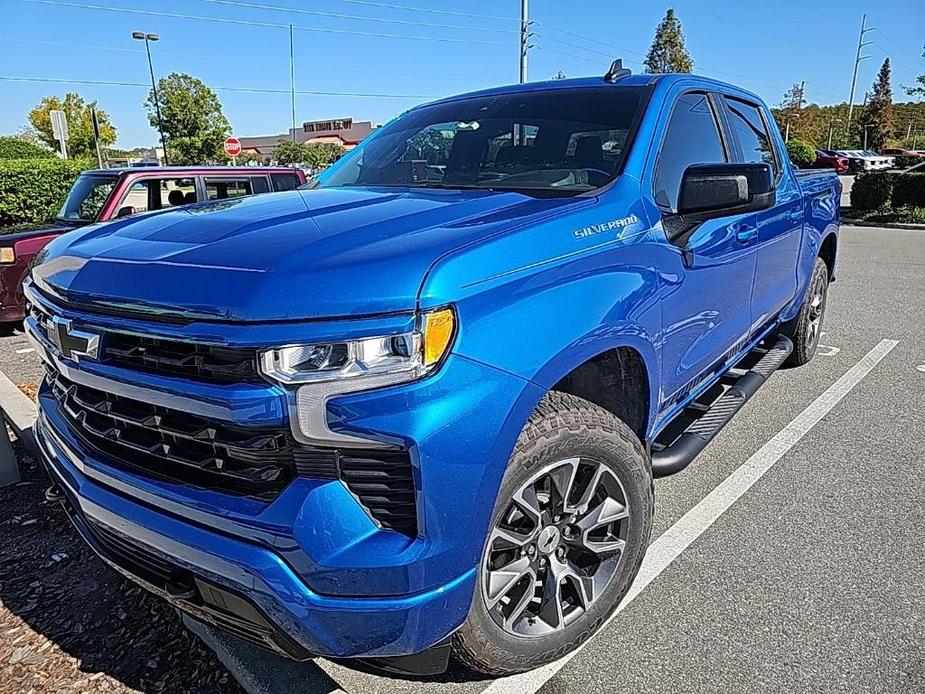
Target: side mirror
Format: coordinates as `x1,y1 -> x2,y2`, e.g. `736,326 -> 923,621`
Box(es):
116,205 -> 137,218
677,163 -> 775,222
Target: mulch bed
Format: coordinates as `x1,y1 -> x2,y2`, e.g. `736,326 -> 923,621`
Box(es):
0,436 -> 244,693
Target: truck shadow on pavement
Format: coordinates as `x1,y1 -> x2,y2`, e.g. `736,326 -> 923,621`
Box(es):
0,439 -> 245,693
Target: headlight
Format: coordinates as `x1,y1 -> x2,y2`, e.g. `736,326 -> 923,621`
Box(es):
0,247 -> 14,264
260,307 -> 455,385
260,308 -> 456,447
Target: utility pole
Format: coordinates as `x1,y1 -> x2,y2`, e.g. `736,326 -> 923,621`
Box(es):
289,24 -> 297,142
519,0 -> 533,84
846,14 -> 873,133
906,120 -> 915,144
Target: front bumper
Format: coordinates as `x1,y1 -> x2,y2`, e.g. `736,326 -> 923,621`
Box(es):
38,406 -> 479,658
29,294 -> 545,657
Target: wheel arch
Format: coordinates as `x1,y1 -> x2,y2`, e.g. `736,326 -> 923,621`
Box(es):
819,230 -> 838,280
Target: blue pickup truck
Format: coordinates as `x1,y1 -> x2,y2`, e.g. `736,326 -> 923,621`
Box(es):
27,65 -> 839,676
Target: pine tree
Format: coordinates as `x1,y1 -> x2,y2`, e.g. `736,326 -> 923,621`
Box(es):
862,58 -> 894,150
644,8 -> 693,74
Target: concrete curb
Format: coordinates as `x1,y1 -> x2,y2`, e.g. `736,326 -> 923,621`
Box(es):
0,370 -> 38,486
843,219 -> 925,231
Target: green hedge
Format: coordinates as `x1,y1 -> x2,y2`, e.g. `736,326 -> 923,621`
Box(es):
891,173 -> 925,208
0,158 -> 91,227
0,136 -> 54,160
786,139 -> 816,168
850,172 -> 895,211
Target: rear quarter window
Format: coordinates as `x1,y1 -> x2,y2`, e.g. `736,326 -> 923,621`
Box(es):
271,173 -> 300,191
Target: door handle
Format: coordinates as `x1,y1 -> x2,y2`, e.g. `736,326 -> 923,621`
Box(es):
735,224 -> 757,244
788,208 -> 803,222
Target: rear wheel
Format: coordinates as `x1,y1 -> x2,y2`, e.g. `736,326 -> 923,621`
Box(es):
451,392 -> 653,675
783,257 -> 829,366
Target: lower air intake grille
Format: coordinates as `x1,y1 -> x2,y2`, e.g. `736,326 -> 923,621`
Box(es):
339,451 -> 417,535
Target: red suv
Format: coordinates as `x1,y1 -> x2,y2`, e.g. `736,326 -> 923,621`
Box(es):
0,166 -> 306,323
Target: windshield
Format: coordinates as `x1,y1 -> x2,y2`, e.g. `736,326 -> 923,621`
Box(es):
57,174 -> 117,222
318,87 -> 644,196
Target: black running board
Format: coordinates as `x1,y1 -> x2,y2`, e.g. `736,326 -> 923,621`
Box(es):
651,334 -> 793,478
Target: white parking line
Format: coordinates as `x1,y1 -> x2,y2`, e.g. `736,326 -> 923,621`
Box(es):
14,348 -> 35,355
483,338 -> 899,694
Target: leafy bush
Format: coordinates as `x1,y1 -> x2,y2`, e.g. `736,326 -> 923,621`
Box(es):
0,136 -> 53,160
0,158 -> 91,227
891,173 -> 925,208
850,172 -> 895,211
786,139 -> 816,167
893,155 -> 922,170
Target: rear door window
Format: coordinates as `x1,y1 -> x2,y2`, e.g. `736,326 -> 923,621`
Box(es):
722,97 -> 779,177
204,178 -> 254,200
653,92 -> 728,211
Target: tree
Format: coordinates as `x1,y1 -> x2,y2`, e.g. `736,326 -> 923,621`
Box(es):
644,8 -> 693,74
777,83 -> 806,142
28,93 -> 117,158
145,73 -> 231,164
303,142 -> 345,168
904,43 -> 925,98
862,58 -> 894,150
273,138 -> 307,165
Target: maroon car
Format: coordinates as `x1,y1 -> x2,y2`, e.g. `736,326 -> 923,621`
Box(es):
812,150 -> 849,175
0,165 -> 306,323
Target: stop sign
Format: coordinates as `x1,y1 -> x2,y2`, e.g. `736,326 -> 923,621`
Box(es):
223,137 -> 242,157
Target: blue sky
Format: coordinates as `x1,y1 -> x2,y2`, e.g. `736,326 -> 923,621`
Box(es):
1,0 -> 923,148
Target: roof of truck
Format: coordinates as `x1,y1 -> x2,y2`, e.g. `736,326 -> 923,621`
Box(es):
420,72 -> 764,110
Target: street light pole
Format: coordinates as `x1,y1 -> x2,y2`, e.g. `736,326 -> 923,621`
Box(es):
133,31 -> 168,165
863,124 -> 873,150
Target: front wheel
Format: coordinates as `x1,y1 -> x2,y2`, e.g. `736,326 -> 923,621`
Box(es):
782,257 -> 829,367
451,392 -> 653,675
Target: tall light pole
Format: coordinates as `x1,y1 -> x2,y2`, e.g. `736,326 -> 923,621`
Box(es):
133,31 -> 168,165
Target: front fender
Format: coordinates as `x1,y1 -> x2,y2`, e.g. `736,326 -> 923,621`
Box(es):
420,186 -> 663,438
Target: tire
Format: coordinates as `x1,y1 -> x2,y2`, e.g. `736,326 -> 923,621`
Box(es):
782,257 -> 829,367
451,391 -> 653,676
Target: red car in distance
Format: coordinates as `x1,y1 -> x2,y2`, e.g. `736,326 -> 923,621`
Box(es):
812,150 -> 849,174
880,147 -> 925,158
0,166 -> 306,323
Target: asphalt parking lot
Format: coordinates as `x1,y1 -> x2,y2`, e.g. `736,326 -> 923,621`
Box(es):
1,224 -> 923,693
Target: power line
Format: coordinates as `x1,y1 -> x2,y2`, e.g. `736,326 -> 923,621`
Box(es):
196,0 -> 516,34
330,0 -> 518,23
18,0 -> 510,45
0,75 -> 440,98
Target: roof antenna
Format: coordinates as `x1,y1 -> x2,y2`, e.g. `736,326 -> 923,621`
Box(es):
603,58 -> 632,82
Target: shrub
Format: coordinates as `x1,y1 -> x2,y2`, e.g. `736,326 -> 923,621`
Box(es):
0,136 -> 53,160
850,172 -> 895,211
0,158 -> 91,227
893,155 -> 922,170
786,139 -> 816,168
891,172 -> 925,208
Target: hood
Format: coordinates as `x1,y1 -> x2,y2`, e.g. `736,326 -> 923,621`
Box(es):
1,220 -> 79,243
32,187 -> 583,322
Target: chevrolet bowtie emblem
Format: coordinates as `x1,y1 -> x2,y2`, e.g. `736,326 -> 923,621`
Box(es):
46,316 -> 100,361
